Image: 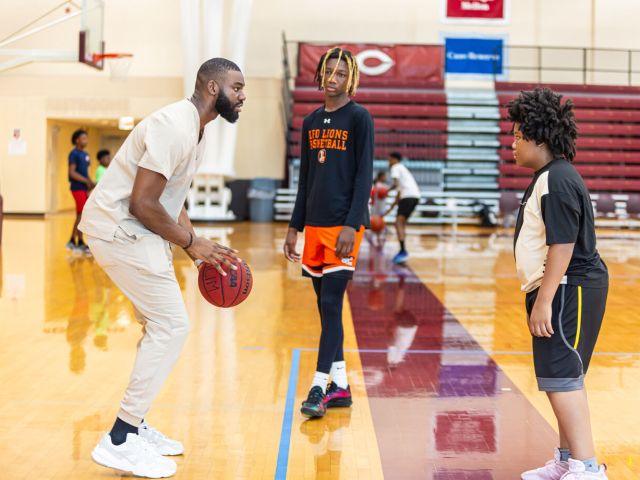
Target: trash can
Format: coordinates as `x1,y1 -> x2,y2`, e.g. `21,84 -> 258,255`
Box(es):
248,177 -> 277,222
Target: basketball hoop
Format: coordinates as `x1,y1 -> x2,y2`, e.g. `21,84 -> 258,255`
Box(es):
93,53 -> 133,80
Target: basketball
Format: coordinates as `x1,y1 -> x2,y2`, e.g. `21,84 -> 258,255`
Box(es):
375,186 -> 389,199
198,259 -> 253,308
370,215 -> 385,232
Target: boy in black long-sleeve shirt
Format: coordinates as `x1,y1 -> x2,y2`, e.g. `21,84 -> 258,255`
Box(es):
283,47 -> 374,417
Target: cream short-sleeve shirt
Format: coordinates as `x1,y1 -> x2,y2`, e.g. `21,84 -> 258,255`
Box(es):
79,100 -> 203,241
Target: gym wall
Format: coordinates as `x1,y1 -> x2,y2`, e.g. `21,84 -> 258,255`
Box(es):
1,0 -> 638,213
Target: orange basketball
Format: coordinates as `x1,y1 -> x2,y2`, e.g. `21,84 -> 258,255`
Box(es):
198,259 -> 253,308
370,215 -> 385,233
375,186 -> 389,199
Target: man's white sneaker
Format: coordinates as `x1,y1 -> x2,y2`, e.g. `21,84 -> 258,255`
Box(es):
521,450 -> 570,480
91,432 -> 177,478
140,421 -> 184,456
560,459 -> 608,479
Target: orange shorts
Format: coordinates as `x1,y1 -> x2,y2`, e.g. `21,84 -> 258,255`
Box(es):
302,225 -> 365,278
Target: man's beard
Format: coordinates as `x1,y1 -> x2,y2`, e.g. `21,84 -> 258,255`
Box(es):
215,90 -> 240,123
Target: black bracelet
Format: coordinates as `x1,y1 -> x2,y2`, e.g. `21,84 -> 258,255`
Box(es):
184,231 -> 193,250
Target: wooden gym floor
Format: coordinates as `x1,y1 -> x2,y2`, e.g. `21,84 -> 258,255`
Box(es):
0,214 -> 638,479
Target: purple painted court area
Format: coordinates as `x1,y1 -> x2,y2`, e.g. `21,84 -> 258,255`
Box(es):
347,252 -> 557,479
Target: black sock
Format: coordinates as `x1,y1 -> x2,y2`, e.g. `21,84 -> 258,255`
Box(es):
109,417 -> 138,445
400,240 -> 406,251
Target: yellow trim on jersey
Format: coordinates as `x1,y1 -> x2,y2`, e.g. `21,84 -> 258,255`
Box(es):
574,286 -> 583,349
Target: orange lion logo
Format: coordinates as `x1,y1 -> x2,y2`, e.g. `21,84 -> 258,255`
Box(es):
318,149 -> 327,164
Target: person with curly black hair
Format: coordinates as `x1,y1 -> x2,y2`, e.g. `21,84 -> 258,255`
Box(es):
509,88 -> 609,480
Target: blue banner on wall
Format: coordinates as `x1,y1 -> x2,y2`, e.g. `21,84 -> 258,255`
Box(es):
445,37 -> 503,75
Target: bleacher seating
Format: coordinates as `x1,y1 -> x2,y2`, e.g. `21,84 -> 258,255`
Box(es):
294,77 -> 445,90
293,89 -> 446,104
495,82 -> 640,96
498,191 -> 640,228
282,77 -> 640,226
285,76 -> 503,224
497,82 -> 640,199
275,188 -> 500,225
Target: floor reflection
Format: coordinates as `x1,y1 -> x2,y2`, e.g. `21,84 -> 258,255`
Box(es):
66,255 -> 92,373
300,410 -> 352,479
347,244 -> 556,478
43,252 -> 128,373
2,216 -> 638,479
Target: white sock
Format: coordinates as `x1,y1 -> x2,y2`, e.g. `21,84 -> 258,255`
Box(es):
330,361 -> 348,389
311,371 -> 329,393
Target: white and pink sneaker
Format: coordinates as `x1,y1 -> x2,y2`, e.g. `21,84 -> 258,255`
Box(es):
521,450 -> 569,480
560,458 -> 608,479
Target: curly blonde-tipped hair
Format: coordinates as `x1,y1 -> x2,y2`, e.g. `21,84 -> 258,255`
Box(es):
314,47 -> 360,97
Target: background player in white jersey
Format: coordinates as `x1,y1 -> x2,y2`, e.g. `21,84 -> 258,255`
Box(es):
384,152 -> 421,264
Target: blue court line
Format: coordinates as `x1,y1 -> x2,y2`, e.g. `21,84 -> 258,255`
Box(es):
274,347 -> 640,479
275,348 -> 300,480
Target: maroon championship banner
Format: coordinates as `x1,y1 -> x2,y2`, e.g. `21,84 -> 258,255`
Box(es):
445,0 -> 506,21
297,43 -> 444,86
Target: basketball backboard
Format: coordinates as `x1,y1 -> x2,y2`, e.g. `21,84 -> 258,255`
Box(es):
78,0 -> 105,70
0,0 -> 106,73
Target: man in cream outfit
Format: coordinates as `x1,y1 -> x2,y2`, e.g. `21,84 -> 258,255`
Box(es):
80,58 -> 246,478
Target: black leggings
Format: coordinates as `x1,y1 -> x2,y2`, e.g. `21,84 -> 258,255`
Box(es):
312,276 -> 349,373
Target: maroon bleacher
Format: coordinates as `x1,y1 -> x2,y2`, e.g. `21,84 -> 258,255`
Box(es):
498,108 -> 640,123
500,177 -> 640,192
499,164 -> 640,178
496,82 -> 640,96
294,103 -> 449,119
295,77 -> 444,90
293,89 -> 447,105
288,144 -> 447,159
288,79 -> 640,196
498,135 -> 640,150
289,131 -> 449,147
497,82 -> 640,194
499,149 -> 640,164
291,114 -> 448,134
497,94 -> 640,110
289,70 -> 451,162
499,120 -> 640,136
